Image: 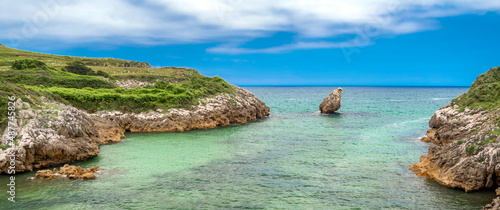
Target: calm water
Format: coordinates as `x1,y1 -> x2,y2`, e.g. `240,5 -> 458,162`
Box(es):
1,87 -> 496,209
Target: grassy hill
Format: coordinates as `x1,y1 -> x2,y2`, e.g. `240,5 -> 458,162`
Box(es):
452,66 -> 500,111
0,45 -> 234,129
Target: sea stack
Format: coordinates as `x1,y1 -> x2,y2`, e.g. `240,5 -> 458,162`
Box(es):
319,88 -> 342,114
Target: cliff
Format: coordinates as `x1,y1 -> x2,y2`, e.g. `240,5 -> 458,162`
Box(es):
410,66 -> 500,208
0,46 -> 270,174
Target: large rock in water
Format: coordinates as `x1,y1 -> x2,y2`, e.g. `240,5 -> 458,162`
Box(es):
319,88 -> 342,114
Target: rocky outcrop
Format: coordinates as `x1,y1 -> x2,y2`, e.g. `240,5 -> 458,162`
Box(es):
0,87 -> 269,173
36,164 -> 99,180
410,105 -> 500,192
319,88 -> 342,114
110,79 -> 154,89
484,197 -> 500,210
95,87 -> 270,133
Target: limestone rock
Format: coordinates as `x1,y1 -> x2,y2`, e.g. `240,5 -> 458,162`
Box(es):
36,164 -> 99,180
35,169 -> 58,180
410,103 -> 500,194
319,88 -> 342,114
0,87 -> 269,174
484,197 -> 500,210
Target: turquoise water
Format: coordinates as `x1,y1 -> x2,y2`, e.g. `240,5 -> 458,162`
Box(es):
1,87 -> 496,209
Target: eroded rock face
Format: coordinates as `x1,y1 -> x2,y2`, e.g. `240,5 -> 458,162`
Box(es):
0,87 -> 269,174
94,87 -> 270,133
410,104 -> 500,193
484,197 -> 500,210
35,164 -> 99,180
319,88 -> 342,114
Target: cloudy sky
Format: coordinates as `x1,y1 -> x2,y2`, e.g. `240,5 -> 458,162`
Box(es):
1,0 -> 500,85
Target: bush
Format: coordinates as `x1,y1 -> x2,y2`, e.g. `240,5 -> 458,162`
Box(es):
95,70 -> 110,78
0,69 -> 117,89
466,145 -> 477,155
453,66 -> 500,110
12,59 -> 47,70
63,61 -> 94,75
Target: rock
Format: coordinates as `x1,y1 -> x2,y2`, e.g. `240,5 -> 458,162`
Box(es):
319,88 -> 342,114
35,164 -> 98,180
0,87 -> 269,174
35,169 -> 58,180
410,105 -> 500,192
484,197 -> 500,210
94,87 -> 270,133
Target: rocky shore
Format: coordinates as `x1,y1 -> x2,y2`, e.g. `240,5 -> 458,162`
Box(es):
0,86 -> 269,174
410,104 -> 500,208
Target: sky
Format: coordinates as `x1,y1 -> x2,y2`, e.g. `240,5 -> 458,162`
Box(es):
1,0 -> 500,86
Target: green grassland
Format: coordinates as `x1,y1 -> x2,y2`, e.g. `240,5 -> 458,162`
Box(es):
453,66 -> 500,110
0,45 -> 234,129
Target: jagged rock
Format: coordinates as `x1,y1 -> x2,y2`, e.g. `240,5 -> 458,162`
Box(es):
36,164 -> 99,180
410,105 -> 500,192
94,87 -> 270,133
0,87 -> 269,173
484,197 -> 500,210
35,169 -> 58,180
319,88 -> 342,114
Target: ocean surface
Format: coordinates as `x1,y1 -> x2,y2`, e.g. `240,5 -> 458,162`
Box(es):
0,86 -> 496,209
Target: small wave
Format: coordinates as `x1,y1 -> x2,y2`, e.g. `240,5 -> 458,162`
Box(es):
431,98 -> 449,101
388,100 -> 407,102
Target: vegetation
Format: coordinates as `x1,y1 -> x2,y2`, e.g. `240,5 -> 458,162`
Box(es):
12,59 -> 48,70
63,61 -> 94,75
27,75 -> 232,113
453,66 -> 500,110
0,45 -> 235,128
466,145 -> 477,155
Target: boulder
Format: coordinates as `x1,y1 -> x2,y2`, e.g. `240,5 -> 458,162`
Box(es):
319,88 -> 342,114
35,164 -> 99,180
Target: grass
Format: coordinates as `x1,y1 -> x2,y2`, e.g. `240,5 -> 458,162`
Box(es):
479,130 -> 500,145
466,145 -> 477,155
26,75 -> 233,113
0,45 -> 150,69
0,45 -> 236,129
452,66 -> 500,110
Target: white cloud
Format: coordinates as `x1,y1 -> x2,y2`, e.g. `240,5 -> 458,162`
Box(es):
0,0 -> 499,53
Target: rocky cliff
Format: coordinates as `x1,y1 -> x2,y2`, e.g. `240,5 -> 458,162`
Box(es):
410,66 -> 500,209
0,87 -> 269,173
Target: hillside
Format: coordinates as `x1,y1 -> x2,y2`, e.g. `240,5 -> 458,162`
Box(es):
0,45 -> 269,173
0,45 -> 235,129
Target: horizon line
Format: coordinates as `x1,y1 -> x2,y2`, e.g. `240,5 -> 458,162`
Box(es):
236,84 -> 471,88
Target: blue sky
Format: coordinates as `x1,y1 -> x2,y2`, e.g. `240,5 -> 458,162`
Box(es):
1,0 -> 500,86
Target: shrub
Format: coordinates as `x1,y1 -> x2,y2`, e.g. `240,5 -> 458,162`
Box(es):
95,70 -> 110,78
63,61 -> 94,75
12,59 -> 47,70
466,145 -> 477,155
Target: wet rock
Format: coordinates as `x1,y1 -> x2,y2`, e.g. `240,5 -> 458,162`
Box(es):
36,164 -> 99,180
319,88 -> 342,114
484,197 -> 500,210
35,169 -> 58,180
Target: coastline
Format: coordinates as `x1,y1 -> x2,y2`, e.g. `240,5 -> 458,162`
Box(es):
0,86 -> 270,174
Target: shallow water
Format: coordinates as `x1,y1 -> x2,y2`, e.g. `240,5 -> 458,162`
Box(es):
0,87 -> 495,209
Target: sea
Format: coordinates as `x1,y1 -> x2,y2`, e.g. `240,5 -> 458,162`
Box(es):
0,86 -> 496,209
